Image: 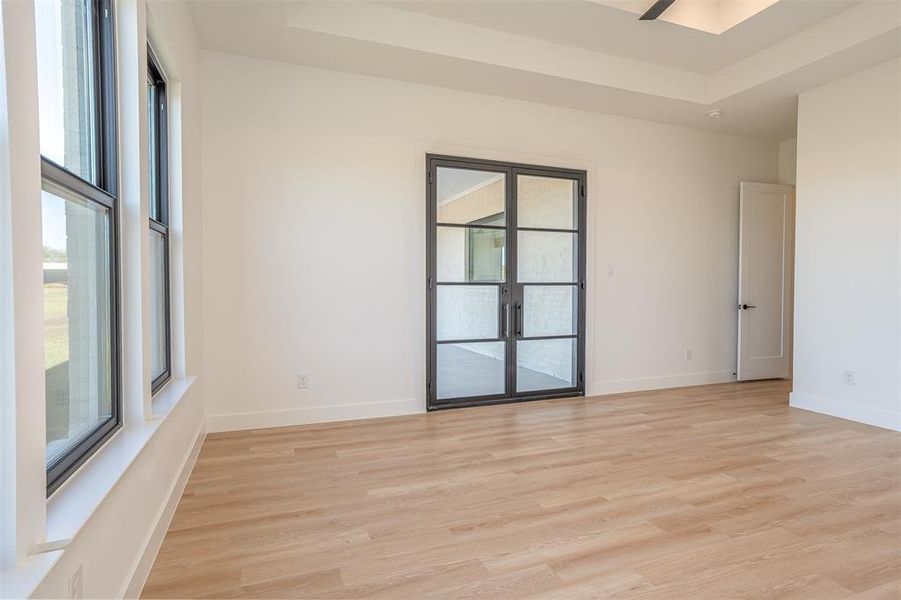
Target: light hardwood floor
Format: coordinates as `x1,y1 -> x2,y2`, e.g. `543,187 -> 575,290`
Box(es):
142,381 -> 901,599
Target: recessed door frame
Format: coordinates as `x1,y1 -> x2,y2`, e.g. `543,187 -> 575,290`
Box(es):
426,154 -> 587,410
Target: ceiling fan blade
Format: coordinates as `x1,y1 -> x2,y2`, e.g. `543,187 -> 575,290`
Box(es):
639,0 -> 676,20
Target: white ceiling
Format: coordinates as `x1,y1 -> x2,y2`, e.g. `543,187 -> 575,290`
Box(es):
379,0 -> 861,74
187,0 -> 901,140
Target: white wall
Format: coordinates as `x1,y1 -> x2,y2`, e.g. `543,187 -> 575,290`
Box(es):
791,58 -> 901,431
201,51 -> 778,430
779,137 -> 797,185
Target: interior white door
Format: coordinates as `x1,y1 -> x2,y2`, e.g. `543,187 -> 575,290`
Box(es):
737,182 -> 795,381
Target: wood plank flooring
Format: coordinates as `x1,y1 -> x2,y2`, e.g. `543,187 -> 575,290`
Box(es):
142,381 -> 901,599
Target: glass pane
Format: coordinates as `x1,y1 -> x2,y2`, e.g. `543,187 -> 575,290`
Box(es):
517,338 -> 576,392
517,175 -> 577,230
523,285 -> 577,338
437,285 -> 498,341
436,167 -> 505,225
517,230 -> 577,283
148,77 -> 159,221
35,0 -> 99,184
150,230 -> 168,382
43,184 -> 113,466
437,342 -> 505,399
437,226 -> 505,282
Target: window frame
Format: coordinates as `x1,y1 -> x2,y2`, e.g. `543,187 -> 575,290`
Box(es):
147,46 -> 171,395
41,0 -> 121,496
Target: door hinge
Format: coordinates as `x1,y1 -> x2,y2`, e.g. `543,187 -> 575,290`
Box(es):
579,371 -> 584,383
580,185 -> 585,197
579,279 -> 585,290
428,172 -> 433,185
427,380 -> 432,400
427,276 -> 433,290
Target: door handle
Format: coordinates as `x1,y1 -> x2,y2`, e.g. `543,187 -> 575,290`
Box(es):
515,303 -> 523,338
740,304 -> 757,310
501,303 -> 509,338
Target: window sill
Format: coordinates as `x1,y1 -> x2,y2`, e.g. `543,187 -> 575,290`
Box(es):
0,550 -> 63,600
44,376 -> 196,547
0,377 -> 196,599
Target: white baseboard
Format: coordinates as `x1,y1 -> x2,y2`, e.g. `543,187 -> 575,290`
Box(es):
789,391 -> 901,432
590,370 -> 736,396
121,423 -> 206,599
206,398 -> 424,433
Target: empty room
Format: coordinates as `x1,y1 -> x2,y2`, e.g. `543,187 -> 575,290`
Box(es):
1,0 -> 900,598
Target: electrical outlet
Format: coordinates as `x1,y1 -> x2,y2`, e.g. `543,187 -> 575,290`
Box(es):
842,370 -> 855,386
297,374 -> 309,389
684,349 -> 693,361
70,565 -> 83,599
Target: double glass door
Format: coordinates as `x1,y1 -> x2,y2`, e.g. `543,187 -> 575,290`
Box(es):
427,155 -> 586,409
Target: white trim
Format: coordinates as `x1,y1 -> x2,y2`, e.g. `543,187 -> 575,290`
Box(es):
790,391 -> 901,432
45,377 -> 196,543
0,550 -> 62,600
206,398 -> 423,433
590,371 -> 736,396
120,422 -> 206,599
1,0 -> 47,569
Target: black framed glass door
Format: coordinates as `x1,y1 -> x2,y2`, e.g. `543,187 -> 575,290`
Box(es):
427,155 -> 586,410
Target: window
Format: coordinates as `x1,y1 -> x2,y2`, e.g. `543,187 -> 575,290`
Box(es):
466,213 -> 505,282
35,0 -> 119,494
147,48 -> 170,393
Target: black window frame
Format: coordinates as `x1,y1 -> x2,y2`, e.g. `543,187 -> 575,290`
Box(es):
147,46 -> 171,395
41,0 -> 121,495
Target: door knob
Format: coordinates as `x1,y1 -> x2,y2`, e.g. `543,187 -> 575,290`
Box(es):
741,304 -> 757,310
